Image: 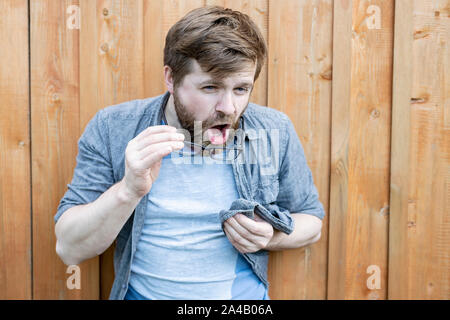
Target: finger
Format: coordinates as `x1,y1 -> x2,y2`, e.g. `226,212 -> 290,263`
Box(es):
139,140 -> 184,160
229,214 -> 268,238
135,125 -> 178,142
136,132 -> 185,151
224,226 -> 245,253
140,142 -> 182,168
225,219 -> 258,249
226,217 -> 251,239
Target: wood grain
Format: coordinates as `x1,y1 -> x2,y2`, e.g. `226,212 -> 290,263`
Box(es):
0,0 -> 32,299
388,0 -> 450,300
31,0 -> 99,299
79,0 -> 147,299
267,0 -> 332,299
1,0 -> 448,300
328,0 -> 394,300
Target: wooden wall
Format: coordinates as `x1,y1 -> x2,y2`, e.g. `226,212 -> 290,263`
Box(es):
0,0 -> 448,300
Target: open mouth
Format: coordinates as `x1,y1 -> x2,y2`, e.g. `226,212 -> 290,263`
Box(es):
205,123 -> 231,145
210,123 -> 230,131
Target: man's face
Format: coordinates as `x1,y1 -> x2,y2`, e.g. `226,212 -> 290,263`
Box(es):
171,59 -> 256,145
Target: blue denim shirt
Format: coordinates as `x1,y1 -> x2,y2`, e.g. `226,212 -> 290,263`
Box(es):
54,91 -> 325,300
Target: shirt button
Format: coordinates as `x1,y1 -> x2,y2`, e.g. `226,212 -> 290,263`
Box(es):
122,284 -> 126,289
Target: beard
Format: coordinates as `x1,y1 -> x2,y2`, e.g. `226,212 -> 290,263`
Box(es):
172,90 -> 247,146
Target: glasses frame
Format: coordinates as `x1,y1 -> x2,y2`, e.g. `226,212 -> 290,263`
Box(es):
161,106 -> 244,161
178,140 -> 243,161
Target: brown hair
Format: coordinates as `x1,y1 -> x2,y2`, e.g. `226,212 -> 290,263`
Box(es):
163,6 -> 267,88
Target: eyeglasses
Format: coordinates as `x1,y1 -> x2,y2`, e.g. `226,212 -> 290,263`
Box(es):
176,140 -> 243,161
161,107 -> 243,161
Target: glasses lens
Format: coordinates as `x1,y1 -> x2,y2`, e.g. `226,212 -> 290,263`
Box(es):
209,147 -> 239,161
178,142 -> 202,157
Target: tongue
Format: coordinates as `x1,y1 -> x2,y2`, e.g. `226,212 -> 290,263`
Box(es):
205,126 -> 229,145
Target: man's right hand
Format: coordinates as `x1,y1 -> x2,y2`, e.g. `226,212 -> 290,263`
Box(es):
121,125 -> 185,200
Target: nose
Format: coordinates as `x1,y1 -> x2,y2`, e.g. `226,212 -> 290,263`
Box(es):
215,91 -> 235,115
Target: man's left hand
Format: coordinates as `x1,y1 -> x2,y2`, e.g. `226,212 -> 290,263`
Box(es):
223,213 -> 274,253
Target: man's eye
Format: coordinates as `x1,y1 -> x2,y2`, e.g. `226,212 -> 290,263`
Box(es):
202,86 -> 217,91
235,87 -> 249,93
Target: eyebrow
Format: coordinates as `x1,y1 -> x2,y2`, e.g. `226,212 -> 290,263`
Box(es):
198,79 -> 253,88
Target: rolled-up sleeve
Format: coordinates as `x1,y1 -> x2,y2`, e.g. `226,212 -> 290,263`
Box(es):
276,114 -> 325,220
54,109 -> 115,224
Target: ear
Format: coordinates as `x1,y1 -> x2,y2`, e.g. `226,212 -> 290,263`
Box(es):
164,65 -> 174,94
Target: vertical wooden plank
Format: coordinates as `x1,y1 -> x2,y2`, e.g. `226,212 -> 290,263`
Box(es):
267,0 -> 333,299
327,0 -> 352,298
205,0 -> 269,107
328,0 -> 394,299
79,0 -> 146,299
144,0 -> 205,98
31,0 -> 99,299
389,0 -> 450,299
81,0 -> 145,122
0,0 -> 32,299
388,0 -> 413,301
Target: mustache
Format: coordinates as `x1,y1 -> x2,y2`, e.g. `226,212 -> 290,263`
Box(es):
202,116 -> 235,129
172,92 -> 244,136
